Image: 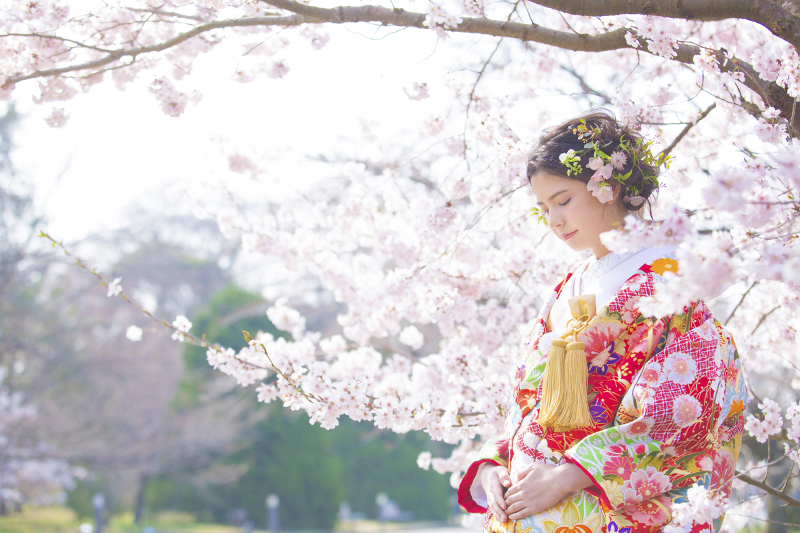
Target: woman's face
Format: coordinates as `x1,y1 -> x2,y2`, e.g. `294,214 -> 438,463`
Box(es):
530,170 -> 628,258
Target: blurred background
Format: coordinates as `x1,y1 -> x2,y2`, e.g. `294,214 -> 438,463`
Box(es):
0,95 -> 464,532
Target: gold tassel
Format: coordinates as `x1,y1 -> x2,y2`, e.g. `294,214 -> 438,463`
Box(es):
557,341 -> 592,431
538,339 -> 567,429
538,311 -> 594,433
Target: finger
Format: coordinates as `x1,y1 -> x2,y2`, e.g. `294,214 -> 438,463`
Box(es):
488,497 -> 507,523
491,505 -> 507,523
506,500 -> 528,516
488,485 -> 507,511
516,463 -> 535,478
487,476 -> 507,510
504,491 -> 524,507
504,482 -> 521,498
497,468 -> 512,488
508,507 -> 533,521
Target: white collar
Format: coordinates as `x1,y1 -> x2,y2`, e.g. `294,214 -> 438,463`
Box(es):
578,245 -> 648,295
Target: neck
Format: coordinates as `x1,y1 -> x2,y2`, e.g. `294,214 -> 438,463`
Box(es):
592,243 -> 612,259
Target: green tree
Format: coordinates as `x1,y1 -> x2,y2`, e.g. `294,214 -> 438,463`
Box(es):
330,420 -> 452,521
150,284 -> 452,529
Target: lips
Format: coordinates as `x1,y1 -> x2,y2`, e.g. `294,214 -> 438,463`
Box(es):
562,230 -> 577,241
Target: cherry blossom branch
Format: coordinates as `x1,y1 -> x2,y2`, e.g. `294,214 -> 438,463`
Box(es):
36,231 -> 280,377
737,472 -> 800,509
124,7 -> 210,22
736,515 -> 800,527
724,280 -> 757,325
258,0 -> 796,127
660,102 -> 717,157
560,65 -> 612,104
528,0 -> 800,52
242,331 -> 321,403
3,0 -> 797,129
752,305 -> 781,335
1,15 -> 306,86
1,33 -> 116,53
257,0 -> 628,50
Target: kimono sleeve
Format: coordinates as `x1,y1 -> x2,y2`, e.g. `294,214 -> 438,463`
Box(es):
564,304 -> 748,511
456,432 -> 511,513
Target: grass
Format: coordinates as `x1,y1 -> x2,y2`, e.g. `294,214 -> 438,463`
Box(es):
0,508 -> 447,533
0,507 -> 247,533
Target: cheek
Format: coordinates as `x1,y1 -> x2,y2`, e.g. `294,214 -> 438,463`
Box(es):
569,197 -> 594,224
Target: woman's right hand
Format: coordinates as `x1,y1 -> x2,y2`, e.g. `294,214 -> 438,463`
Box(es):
479,463 -> 512,522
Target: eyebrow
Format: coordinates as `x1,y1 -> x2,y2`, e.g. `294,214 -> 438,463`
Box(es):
536,189 -> 569,205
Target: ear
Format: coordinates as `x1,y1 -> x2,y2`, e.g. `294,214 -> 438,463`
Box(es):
611,182 -> 624,203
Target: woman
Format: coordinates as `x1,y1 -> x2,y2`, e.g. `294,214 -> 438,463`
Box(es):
457,111 -> 749,532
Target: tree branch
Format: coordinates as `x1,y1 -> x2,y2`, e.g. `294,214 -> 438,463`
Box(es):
738,471 -> 800,509
660,102 -> 716,157
560,64 -> 612,104
2,16 -> 307,86
527,0 -> 800,52
724,280 -> 757,325
3,0 -> 798,131
258,0 -> 797,129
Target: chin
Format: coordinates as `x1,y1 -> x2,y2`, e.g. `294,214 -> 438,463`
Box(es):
562,239 -> 589,253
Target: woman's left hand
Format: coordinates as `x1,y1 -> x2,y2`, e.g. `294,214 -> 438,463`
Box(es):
504,462 -> 593,520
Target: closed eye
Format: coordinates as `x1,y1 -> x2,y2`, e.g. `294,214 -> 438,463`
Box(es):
559,198 -> 571,207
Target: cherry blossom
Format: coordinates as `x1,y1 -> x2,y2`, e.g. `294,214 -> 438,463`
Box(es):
670,483 -> 728,529
106,277 -> 122,298
171,315 -> 192,343
403,83 -> 430,101
745,397 -> 784,443
125,325 -> 143,342
399,326 -> 425,350
417,451 -> 432,470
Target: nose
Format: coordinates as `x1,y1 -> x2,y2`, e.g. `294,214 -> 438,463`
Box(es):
548,211 -> 564,229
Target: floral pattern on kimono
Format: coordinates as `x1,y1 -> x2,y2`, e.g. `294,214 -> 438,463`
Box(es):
457,254 -> 750,533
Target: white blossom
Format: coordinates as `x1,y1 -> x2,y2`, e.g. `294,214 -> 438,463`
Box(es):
171,315 -> 192,343
106,277 -> 122,297
125,325 -> 143,342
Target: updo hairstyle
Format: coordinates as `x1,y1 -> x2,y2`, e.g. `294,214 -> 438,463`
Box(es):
526,110 -> 659,213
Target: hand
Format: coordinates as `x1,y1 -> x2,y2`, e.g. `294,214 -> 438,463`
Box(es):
504,462 -> 593,521
479,463 -> 512,522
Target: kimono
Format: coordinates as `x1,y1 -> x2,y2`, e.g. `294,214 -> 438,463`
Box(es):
457,247 -> 749,532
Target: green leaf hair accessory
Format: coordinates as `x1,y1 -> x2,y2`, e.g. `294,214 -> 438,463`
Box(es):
559,149 -> 582,176
558,118 -> 671,206
529,206 -> 547,225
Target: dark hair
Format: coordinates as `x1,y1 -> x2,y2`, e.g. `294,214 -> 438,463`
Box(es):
526,110 -> 659,213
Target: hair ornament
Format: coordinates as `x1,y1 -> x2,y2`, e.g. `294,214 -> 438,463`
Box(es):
559,118 -> 670,204
624,195 -> 646,206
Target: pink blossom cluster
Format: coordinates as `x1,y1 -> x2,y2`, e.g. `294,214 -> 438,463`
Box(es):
666,483 -> 728,532
423,3 -> 463,39
637,16 -> 680,59
171,315 -> 192,343
744,398 -> 783,443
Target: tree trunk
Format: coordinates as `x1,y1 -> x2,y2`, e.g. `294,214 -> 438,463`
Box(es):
134,473 -> 151,525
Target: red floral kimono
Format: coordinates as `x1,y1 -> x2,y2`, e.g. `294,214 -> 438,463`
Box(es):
457,251 -> 748,532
